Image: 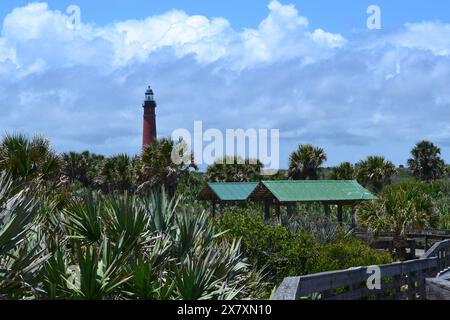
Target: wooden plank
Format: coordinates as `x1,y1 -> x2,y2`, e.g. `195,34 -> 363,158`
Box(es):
423,239 -> 450,259
379,262 -> 403,277
272,277 -> 301,300
326,287 -> 368,300
297,267 -> 366,295
402,259 -> 437,273
426,278 -> 450,300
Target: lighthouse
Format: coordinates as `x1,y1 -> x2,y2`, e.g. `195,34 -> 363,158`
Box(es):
142,85 -> 157,148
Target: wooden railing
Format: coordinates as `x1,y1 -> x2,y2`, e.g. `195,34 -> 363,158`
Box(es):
273,239 -> 450,300
354,231 -> 450,259
409,233 -> 450,251
426,268 -> 450,300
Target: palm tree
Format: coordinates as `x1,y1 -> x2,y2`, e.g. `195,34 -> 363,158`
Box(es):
407,141 -> 445,182
61,152 -> 88,186
355,156 -> 396,193
288,144 -> 327,180
61,151 -> 104,188
206,156 -> 263,182
0,133 -> 60,183
136,138 -> 197,198
358,182 -> 437,260
94,154 -> 135,194
330,162 -> 355,180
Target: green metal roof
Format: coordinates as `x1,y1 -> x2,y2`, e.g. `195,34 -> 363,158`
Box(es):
200,182 -> 259,201
258,180 -> 375,202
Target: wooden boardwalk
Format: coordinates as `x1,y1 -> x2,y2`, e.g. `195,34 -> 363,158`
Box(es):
273,239 -> 450,300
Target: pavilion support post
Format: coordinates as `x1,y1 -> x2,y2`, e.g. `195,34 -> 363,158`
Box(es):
264,200 -> 271,221
351,205 -> 357,230
287,204 -> 293,217
212,201 -> 216,217
337,204 -> 344,227
275,204 -> 281,219
324,203 -> 331,217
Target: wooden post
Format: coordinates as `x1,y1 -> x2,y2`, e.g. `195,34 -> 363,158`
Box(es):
324,203 -> 331,216
275,204 -> 281,219
287,204 -> 293,217
264,200 -> 271,221
337,204 -> 343,226
351,205 -> 356,230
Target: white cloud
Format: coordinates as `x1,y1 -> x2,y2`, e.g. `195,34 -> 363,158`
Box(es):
390,22 -> 450,56
0,1 -> 449,165
0,0 -> 346,71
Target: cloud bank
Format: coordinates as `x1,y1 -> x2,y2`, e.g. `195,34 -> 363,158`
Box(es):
0,1 -> 449,166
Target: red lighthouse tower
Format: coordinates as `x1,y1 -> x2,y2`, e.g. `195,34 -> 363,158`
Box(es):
142,85 -> 157,148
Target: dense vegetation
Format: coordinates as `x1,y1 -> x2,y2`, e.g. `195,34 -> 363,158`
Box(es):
0,133 -> 448,300
217,210 -> 392,283
0,175 -> 268,299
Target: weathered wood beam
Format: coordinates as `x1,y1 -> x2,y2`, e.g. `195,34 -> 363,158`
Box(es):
275,204 -> 281,219
264,200 -> 271,221
351,206 -> 356,229
337,204 -> 343,226
323,203 -> 331,217
287,204 -> 294,217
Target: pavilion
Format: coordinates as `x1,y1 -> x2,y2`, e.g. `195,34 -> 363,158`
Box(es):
197,182 -> 259,216
198,180 -> 375,227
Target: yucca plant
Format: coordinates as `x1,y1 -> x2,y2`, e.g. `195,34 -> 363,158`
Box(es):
102,193 -> 151,252
63,191 -> 103,244
2,181 -> 267,300
174,253 -> 221,300
0,172 -> 49,299
41,237 -> 131,300
124,235 -> 174,300
145,189 -> 177,233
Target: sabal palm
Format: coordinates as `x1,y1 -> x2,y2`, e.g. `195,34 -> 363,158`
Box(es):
61,151 -> 104,188
355,156 -> 396,193
288,144 -> 327,180
0,134 -> 60,182
137,138 -> 197,198
94,154 -> 134,194
358,182 -> 437,260
407,140 -> 445,182
206,156 -> 263,182
61,152 -> 88,185
331,162 -> 355,180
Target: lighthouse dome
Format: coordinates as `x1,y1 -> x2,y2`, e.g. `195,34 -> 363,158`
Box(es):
145,85 -> 154,101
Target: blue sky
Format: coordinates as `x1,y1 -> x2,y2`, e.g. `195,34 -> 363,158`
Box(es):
0,1 -> 449,168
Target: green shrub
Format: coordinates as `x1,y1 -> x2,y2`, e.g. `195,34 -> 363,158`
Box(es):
217,211 -> 392,284
310,237 -> 392,274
